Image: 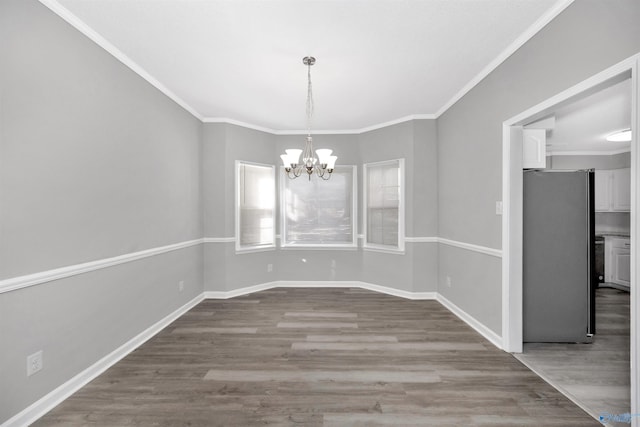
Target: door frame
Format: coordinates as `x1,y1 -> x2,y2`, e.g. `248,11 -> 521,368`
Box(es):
501,53 -> 639,422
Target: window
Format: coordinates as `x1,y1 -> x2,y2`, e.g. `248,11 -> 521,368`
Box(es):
236,161 -> 275,252
364,159 -> 405,252
281,165 -> 357,248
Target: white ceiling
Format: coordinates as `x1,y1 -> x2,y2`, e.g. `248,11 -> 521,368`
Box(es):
545,78 -> 631,155
46,0 -> 570,132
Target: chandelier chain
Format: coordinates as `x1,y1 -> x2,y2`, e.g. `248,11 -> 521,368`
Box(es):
280,56 -> 335,181
306,61 -> 314,136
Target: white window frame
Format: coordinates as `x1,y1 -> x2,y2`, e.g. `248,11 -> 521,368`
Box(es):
363,159 -> 405,254
280,165 -> 358,249
235,160 -> 276,253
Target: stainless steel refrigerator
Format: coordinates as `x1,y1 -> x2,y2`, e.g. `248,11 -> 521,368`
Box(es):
523,169 -> 596,343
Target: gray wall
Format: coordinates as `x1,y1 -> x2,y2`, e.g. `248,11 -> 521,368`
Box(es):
359,120 -> 439,292
549,152 -> 631,170
5,0 -> 640,423
0,0 -> 203,423
437,0 -> 640,335
202,121 -> 439,293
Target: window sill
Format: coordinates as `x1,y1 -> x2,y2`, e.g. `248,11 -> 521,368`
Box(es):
363,246 -> 405,255
280,244 -> 358,251
235,246 -> 277,254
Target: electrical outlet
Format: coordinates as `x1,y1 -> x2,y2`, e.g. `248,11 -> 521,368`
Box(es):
27,350 -> 43,376
178,281 -> 184,292
267,264 -> 273,272
331,259 -> 336,268
495,201 -> 503,215
446,276 -> 452,287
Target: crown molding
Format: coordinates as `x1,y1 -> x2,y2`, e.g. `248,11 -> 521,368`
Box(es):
38,0 -> 204,121
203,114 -> 437,136
434,0 -> 575,117
356,114 -> 437,134
201,117 -> 277,134
39,0 -> 573,132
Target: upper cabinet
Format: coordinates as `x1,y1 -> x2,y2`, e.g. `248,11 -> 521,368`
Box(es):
612,168 -> 631,211
595,168 -> 631,212
522,128 -> 547,169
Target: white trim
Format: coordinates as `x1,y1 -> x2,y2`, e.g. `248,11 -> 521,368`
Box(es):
362,247 -> 405,255
1,293 -> 204,427
204,282 -> 500,349
234,247 -> 277,254
631,54 -> 640,427
434,0 -> 575,118
405,237 -> 438,243
205,281 -> 437,301
549,148 -> 631,156
202,117 -> 276,134
279,245 -> 358,251
436,293 -> 503,349
356,115 -> 436,134
0,235 -> 497,295
204,114 -> 436,136
203,237 -> 235,243
502,53 -> 639,425
363,159 -> 406,253
235,160 -> 276,253
37,0 -> 204,121
438,238 -> 502,258
204,281 -> 280,299
39,0 -> 572,131
7,282 -> 519,427
0,239 -> 203,294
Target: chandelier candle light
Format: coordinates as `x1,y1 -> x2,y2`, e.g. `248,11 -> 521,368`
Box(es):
281,56 -> 337,180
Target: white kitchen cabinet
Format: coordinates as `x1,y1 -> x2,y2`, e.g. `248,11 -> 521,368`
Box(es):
594,170 -> 611,211
605,236 -> 631,288
522,129 -> 547,169
595,168 -> 630,212
612,168 -> 631,211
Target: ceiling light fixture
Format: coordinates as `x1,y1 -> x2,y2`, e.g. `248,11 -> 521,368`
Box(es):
280,56 -> 336,181
606,129 -> 632,142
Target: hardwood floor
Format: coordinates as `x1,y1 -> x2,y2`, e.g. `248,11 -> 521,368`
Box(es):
515,287 -> 630,421
34,288 -> 599,426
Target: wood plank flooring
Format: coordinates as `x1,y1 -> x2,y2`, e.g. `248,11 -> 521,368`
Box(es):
516,287 -> 630,421
34,288 -> 599,426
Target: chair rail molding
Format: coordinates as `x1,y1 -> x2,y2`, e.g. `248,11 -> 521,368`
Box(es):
0,238 -> 204,294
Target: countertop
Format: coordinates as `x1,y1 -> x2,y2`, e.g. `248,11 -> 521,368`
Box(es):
596,231 -> 630,238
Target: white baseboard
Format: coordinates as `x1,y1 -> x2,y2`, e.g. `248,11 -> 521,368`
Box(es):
1,293 -> 204,427
204,281 -> 438,301
204,281 -> 279,299
436,293 -> 503,349
6,282 -> 502,427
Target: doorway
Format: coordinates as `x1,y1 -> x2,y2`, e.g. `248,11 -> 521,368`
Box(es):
501,53 -> 639,424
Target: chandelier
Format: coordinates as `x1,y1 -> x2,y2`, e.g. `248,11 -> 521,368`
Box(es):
280,56 -> 337,180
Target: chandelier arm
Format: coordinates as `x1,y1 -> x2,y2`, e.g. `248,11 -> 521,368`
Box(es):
289,167 -> 302,178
